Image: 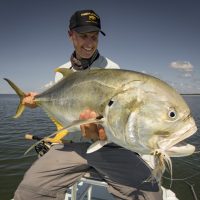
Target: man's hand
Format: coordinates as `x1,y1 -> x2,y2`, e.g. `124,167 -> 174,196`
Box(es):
22,92 -> 38,108
79,109 -> 107,141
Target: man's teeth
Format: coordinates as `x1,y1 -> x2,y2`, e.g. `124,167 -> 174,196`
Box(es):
84,47 -> 92,51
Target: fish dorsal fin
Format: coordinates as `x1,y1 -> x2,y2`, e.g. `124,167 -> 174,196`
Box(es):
54,68 -> 74,78
24,117 -> 104,155
87,140 -> 109,153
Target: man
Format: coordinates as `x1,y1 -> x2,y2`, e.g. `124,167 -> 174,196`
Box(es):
14,10 -> 163,200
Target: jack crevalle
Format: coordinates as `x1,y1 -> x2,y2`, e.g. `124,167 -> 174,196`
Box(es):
5,68 -> 197,182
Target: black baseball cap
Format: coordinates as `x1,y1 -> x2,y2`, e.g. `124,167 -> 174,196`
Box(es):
69,10 -> 106,36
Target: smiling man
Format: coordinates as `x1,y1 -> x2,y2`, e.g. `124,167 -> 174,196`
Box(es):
14,10 -> 165,200
55,10 -> 119,81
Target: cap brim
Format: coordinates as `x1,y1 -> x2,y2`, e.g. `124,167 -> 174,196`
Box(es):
73,26 -> 106,36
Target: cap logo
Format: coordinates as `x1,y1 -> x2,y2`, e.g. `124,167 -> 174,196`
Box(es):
80,12 -> 99,24
88,15 -> 98,24
89,15 -> 96,21
81,12 -> 99,18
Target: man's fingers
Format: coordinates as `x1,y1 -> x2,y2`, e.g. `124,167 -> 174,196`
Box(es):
22,92 -> 37,108
79,109 -> 97,119
80,125 -> 86,137
98,126 -> 107,140
79,109 -> 103,141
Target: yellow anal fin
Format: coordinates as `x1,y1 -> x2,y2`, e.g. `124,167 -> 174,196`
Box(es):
46,130 -> 69,143
48,117 -> 69,143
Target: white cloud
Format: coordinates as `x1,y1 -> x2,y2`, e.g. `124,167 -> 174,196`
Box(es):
183,73 -> 192,77
170,61 -> 193,72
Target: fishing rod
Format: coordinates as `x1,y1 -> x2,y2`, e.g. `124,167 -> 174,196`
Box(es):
24,134 -> 72,156
25,134 -> 52,157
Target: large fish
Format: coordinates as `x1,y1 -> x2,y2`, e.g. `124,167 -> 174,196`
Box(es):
5,68 -> 197,181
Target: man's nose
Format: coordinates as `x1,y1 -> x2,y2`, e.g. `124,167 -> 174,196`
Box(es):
85,37 -> 94,46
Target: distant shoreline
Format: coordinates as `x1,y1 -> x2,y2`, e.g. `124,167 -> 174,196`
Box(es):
181,93 -> 200,96
1,93 -> 200,96
0,94 -> 17,95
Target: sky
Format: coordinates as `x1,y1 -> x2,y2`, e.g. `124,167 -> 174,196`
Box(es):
0,0 -> 200,94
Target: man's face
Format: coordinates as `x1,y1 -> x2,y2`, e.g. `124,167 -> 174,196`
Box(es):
69,30 -> 99,59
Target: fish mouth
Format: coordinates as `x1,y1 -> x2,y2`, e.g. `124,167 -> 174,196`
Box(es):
158,123 -> 197,152
166,141 -> 196,157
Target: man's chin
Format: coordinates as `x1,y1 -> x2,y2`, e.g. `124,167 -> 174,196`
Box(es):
81,54 -> 93,59
80,51 -> 95,59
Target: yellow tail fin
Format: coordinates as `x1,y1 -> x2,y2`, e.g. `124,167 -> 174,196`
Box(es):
4,78 -> 26,118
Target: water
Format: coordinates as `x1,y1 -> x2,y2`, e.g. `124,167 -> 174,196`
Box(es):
0,94 -> 56,200
0,94 -> 200,200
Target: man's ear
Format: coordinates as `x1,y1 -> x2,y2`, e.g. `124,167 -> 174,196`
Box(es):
68,30 -> 73,41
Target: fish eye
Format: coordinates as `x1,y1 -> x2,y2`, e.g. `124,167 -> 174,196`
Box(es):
168,109 -> 176,119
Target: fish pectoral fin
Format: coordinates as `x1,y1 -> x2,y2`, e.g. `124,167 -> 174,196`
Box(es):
66,117 -> 104,131
87,140 -> 109,154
